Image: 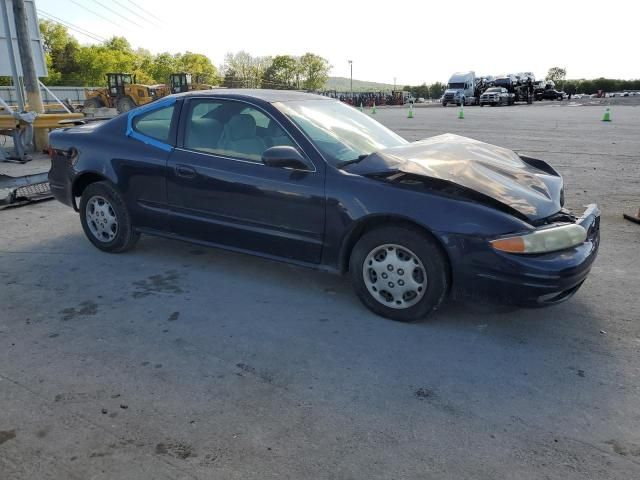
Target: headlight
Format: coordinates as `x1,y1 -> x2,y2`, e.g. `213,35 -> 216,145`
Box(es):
490,224 -> 587,254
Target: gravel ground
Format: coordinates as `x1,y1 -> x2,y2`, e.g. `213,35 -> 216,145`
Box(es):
1,103 -> 639,479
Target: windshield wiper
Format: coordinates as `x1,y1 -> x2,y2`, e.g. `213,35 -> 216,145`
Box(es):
337,154 -> 371,169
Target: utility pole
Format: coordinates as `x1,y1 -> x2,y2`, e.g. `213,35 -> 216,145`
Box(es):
348,60 -> 353,101
12,0 -> 47,150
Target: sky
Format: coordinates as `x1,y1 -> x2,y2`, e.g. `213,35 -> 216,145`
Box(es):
35,0 -> 638,85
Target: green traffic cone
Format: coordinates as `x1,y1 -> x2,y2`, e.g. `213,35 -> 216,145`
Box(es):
408,104 -> 414,119
371,102 -> 377,114
359,102 -> 363,112
458,104 -> 464,119
602,107 -> 611,122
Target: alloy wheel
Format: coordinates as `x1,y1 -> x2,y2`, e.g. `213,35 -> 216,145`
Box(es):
362,244 -> 427,309
85,195 -> 118,242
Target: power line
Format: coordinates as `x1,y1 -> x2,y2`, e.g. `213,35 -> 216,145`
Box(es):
110,0 -> 162,28
38,10 -> 106,42
38,9 -> 106,43
87,0 -> 144,29
122,0 -> 165,24
69,0 -> 122,29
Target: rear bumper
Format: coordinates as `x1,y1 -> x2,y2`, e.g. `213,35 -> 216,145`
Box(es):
448,204 -> 600,307
48,155 -> 75,208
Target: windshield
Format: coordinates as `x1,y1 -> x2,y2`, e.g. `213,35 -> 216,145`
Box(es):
448,82 -> 465,89
485,88 -> 501,92
274,99 -> 407,166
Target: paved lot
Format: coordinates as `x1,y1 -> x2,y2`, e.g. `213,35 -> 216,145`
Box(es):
1,104 -> 639,479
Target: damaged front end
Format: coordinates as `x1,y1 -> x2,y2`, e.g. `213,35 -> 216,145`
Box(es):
342,133 -> 600,306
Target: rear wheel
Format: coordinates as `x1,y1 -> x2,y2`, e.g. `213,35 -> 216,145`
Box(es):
79,181 -> 139,253
116,96 -> 137,113
349,226 -> 449,322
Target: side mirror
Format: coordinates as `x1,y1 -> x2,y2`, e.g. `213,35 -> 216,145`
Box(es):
262,146 -> 311,170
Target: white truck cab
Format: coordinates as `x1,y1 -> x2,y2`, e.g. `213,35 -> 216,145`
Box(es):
442,71 -> 477,106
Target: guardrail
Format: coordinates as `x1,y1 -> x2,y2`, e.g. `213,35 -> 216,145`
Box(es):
0,86 -> 98,105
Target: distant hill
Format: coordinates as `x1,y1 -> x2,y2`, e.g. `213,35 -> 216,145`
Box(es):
325,76 -> 399,92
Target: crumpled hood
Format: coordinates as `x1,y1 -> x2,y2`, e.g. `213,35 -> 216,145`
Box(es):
345,134 -> 563,221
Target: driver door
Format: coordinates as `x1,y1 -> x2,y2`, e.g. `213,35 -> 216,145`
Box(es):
167,98 -> 326,264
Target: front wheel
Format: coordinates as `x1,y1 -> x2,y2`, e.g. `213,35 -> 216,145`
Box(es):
83,97 -> 104,109
116,96 -> 137,113
79,181 -> 140,253
349,226 -> 449,322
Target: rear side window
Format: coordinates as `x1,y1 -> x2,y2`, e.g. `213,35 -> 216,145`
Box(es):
132,104 -> 175,143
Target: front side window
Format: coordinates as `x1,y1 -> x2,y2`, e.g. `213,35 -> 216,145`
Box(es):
274,99 -> 407,166
183,99 -> 296,163
132,104 -> 175,143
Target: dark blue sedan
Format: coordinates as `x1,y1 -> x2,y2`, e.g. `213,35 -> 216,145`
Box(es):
48,90 -> 600,322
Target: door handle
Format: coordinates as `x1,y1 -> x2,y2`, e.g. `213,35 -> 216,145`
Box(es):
175,164 -> 196,179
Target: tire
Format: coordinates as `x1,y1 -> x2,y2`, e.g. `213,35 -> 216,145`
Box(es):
83,97 -> 104,109
442,102 -> 447,107
79,181 -> 140,253
116,96 -> 137,113
349,225 -> 449,322
480,103 -> 484,107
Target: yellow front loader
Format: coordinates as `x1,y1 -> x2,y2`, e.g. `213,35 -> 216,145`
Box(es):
84,73 -> 170,113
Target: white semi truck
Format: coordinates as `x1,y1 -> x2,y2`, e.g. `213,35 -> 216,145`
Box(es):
441,71 -> 478,106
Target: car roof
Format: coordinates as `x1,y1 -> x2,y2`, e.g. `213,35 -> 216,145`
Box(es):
175,89 -> 332,103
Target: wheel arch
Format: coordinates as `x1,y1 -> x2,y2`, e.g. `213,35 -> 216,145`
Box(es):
71,172 -> 112,210
338,215 -> 452,279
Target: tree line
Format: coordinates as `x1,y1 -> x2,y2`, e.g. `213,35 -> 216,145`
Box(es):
402,82 -> 446,100
1,26 -> 636,96
0,20 -> 331,90
546,67 -> 640,94
220,51 -> 331,90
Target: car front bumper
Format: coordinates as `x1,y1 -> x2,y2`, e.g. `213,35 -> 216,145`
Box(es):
446,204 -> 600,307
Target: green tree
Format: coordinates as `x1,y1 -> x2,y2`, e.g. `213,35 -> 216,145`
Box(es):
74,45 -> 137,85
429,82 -> 445,99
103,36 -> 132,52
222,51 -> 256,87
150,52 -> 179,84
299,53 -> 330,90
546,67 -> 567,89
177,52 -> 219,85
414,83 -> 429,99
39,19 -> 80,85
563,80 -> 577,95
222,51 -> 270,88
262,55 -> 298,89
133,48 -> 155,84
